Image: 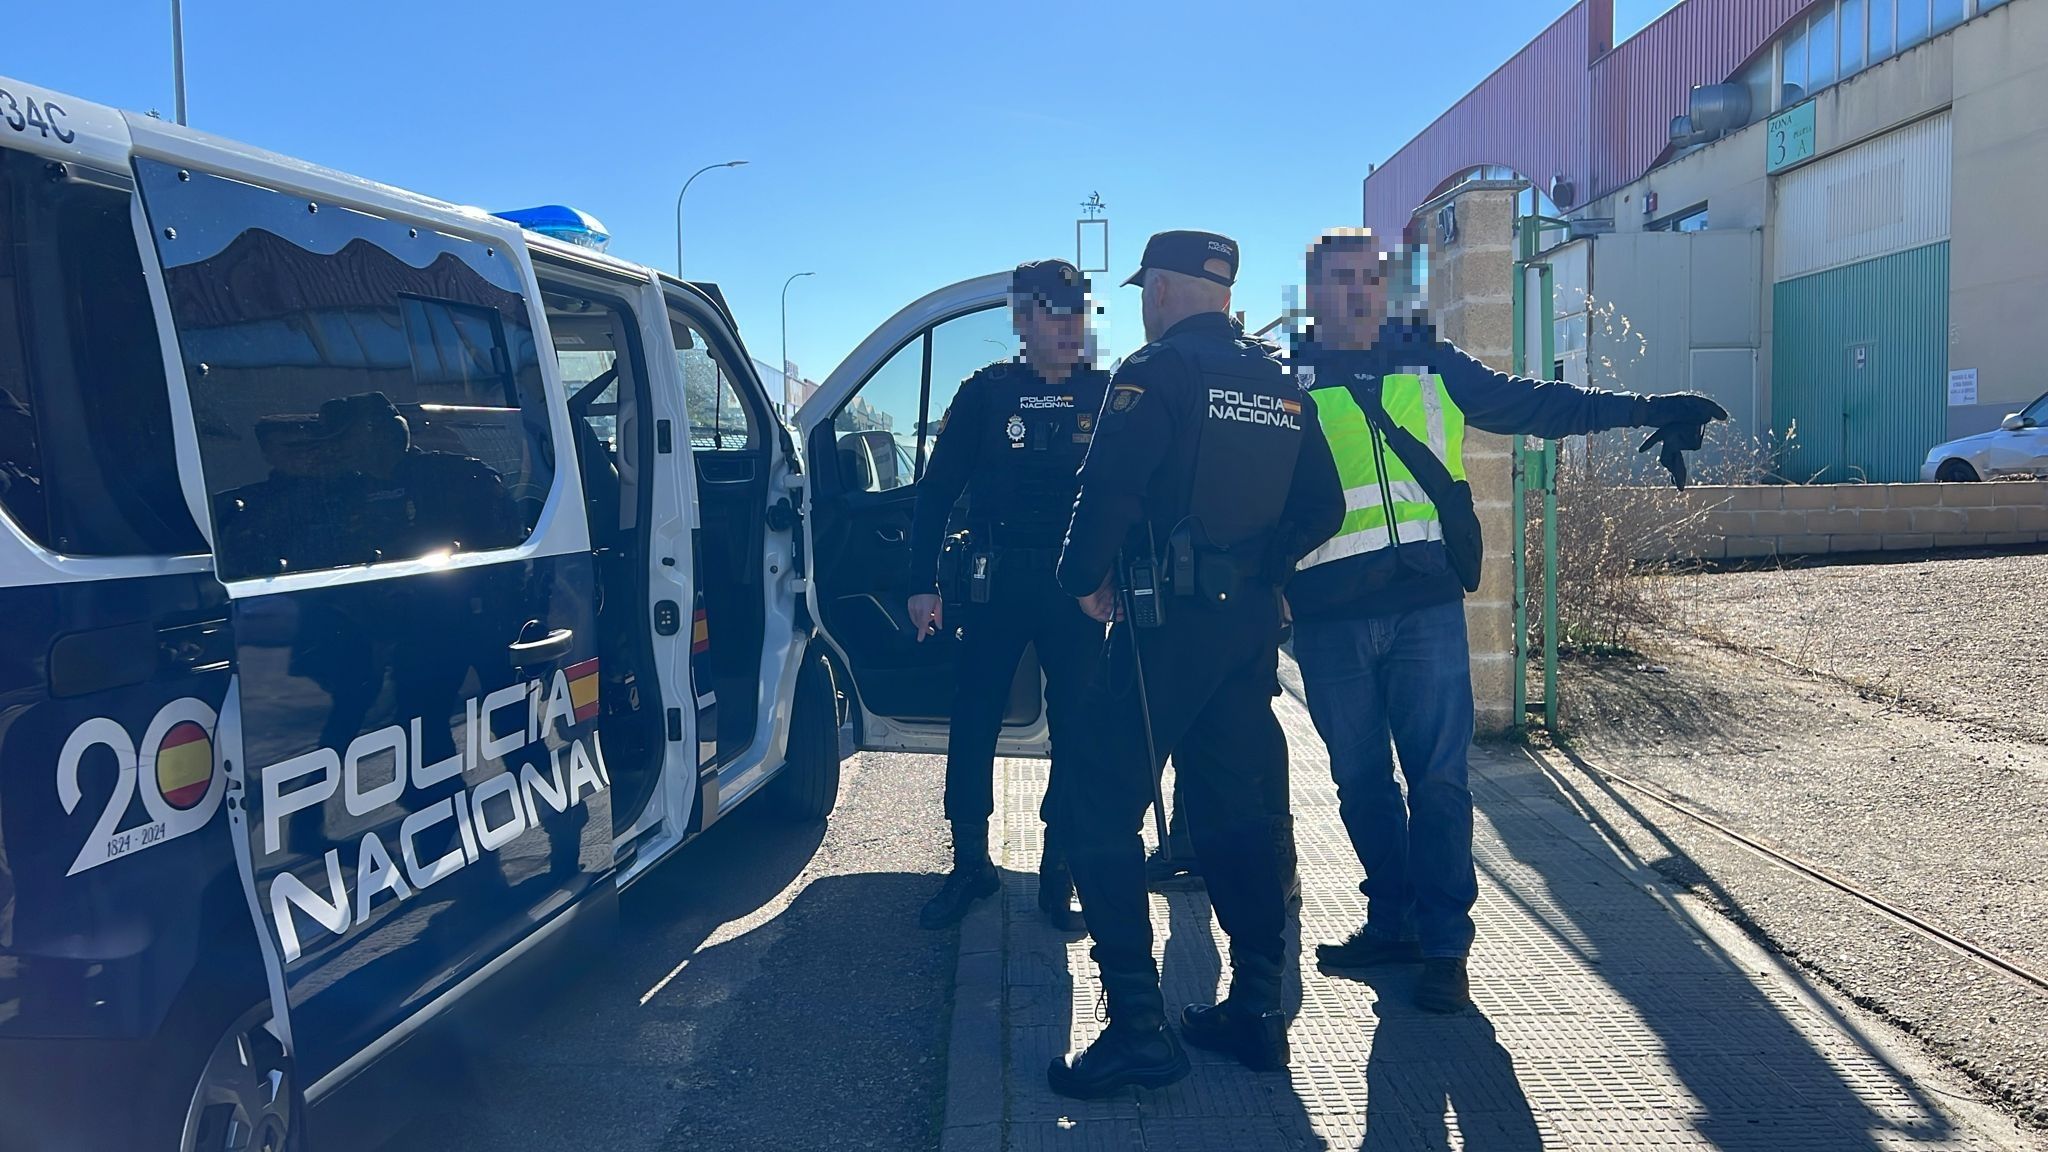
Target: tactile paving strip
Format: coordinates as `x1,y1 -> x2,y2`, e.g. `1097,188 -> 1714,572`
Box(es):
969,686 -> 2014,1151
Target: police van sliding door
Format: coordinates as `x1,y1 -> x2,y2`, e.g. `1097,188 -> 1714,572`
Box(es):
134,159 -> 606,1089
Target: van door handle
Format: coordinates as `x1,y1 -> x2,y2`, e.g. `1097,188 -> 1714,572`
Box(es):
509,625 -> 575,666
876,527 -> 906,544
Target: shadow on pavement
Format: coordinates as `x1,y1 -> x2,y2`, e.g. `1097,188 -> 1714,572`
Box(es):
1154,884 -> 1327,1149
1491,745 -> 1957,1149
372,803 -> 956,1151
1348,968 -> 1543,1152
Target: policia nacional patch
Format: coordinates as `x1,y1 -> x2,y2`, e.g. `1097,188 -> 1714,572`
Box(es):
1109,383 -> 1144,413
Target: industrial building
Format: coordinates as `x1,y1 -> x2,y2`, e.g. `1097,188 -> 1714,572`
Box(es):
1365,0 -> 2043,482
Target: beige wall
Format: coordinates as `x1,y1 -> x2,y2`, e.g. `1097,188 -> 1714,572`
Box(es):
1421,183 -> 1520,735
1575,1 -> 2048,443
1950,0 -> 2048,430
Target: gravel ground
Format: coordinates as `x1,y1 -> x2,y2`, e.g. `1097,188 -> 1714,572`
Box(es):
1665,549 -> 2048,744
373,748 -> 958,1152
1555,549 -> 2048,1131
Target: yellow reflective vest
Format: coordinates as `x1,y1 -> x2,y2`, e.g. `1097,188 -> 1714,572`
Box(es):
1297,373 -> 1468,571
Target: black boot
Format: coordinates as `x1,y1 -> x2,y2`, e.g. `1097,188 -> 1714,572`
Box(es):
1047,1018 -> 1189,1098
919,860 -> 998,929
1181,1000 -> 1290,1072
1037,853 -> 1084,933
1316,924 -> 1421,973
1415,957 -> 1471,1014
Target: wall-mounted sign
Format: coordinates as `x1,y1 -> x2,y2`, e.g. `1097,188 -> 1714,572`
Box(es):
1767,100 -> 1817,174
1852,344 -> 1868,370
1948,368 -> 1978,407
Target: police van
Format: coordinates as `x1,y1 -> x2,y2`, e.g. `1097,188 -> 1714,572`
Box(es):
0,74 -> 1056,1151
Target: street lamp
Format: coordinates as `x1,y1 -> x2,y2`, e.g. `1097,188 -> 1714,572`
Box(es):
781,271 -> 816,411
675,160 -> 748,277
171,0 -> 187,125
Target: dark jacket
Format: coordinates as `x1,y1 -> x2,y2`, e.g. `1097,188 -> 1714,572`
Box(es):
908,359 -> 1111,595
1287,318 -> 1653,622
1057,312 -> 1343,600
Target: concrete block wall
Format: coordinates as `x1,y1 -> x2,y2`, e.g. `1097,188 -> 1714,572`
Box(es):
1633,481 -> 2048,559
1426,184 -> 1521,735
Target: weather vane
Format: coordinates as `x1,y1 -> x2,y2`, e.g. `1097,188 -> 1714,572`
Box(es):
1080,192 -> 1106,220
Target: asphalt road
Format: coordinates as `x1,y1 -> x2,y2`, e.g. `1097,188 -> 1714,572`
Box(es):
372,748 -> 957,1152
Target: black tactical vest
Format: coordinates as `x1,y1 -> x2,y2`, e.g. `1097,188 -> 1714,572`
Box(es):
963,362 -> 1109,545
1164,326 -> 1305,551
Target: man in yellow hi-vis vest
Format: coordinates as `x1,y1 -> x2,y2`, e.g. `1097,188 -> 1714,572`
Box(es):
1289,229 -> 1725,1013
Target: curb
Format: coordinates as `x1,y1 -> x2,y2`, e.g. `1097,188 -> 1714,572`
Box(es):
938,801 -> 1006,1152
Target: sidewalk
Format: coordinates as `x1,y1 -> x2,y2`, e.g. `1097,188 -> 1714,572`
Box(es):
938,659 -> 2030,1151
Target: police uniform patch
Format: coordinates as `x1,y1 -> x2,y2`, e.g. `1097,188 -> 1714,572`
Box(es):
1005,414 -> 1026,446
1109,385 -> 1144,413
1076,411 -> 1093,432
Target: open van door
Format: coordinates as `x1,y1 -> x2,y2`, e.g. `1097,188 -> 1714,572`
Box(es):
798,275 -> 1052,756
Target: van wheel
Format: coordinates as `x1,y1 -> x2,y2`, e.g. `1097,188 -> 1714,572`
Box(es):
179,1001 -> 297,1152
769,647 -> 842,822
1935,459 -> 1979,482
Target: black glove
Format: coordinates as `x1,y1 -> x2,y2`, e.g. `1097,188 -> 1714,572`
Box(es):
1642,393 -> 1729,428
1637,393 -> 1729,490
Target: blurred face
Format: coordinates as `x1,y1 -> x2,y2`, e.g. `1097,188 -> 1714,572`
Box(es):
1306,245 -> 1389,347
1012,296 -> 1087,367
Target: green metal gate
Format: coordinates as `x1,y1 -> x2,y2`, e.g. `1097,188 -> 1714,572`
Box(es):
1770,243 -> 1950,483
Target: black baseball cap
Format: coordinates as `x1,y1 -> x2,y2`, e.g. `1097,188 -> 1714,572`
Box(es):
1123,230 -> 1239,287
1011,259 -> 1089,313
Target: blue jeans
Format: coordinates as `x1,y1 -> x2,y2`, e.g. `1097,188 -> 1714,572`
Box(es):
1293,598 -> 1477,959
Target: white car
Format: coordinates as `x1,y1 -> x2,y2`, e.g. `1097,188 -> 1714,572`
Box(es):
1922,390 -> 2048,481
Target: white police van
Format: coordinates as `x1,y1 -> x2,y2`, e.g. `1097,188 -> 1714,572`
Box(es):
0,74 -> 1054,1151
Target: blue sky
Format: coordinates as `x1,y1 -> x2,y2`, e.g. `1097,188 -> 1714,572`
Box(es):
5,0 -> 1679,383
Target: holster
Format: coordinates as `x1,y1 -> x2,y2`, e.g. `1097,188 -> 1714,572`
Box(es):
1166,523 -> 1268,605
937,531 -> 995,605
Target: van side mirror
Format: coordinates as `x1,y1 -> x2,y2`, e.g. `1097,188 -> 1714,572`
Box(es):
2002,413 -> 2028,432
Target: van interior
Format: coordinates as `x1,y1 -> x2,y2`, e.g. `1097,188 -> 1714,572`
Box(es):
668,310 -> 773,770
539,284 -> 664,837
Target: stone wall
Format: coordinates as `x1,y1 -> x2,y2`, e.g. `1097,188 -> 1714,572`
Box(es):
1630,481 -> 2048,559
1424,182 -> 1521,734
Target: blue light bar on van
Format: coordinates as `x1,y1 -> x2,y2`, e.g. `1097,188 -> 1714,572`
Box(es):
492,205 -> 611,252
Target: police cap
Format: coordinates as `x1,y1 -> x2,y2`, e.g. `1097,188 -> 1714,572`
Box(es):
1011,259 -> 1089,313
1122,230 -> 1239,288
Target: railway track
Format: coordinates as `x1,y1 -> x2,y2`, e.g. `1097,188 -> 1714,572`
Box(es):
1559,752 -> 2048,997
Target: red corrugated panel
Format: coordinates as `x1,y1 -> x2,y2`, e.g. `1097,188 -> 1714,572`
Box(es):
1368,0 -> 1822,239
1364,3 -> 1595,243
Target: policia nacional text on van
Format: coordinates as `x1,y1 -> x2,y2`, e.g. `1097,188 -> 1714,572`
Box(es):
0,72 -> 1074,1152
1288,229 -> 1726,1014
1049,231 -> 1346,1097
905,260 -> 1108,932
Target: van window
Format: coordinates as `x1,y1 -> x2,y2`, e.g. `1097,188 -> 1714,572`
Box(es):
828,305 -> 1008,494
0,147 -> 204,555
544,286 -> 647,533
135,160 -> 556,581
674,320 -> 757,452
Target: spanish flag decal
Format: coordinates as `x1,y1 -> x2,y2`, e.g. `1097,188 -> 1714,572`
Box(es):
692,606 -> 711,655
1279,397 -> 1303,416
566,658 -> 601,724
156,720 -> 213,810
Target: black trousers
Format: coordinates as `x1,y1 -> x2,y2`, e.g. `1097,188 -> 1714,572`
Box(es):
942,553 -> 1105,846
1061,590 -> 1292,1024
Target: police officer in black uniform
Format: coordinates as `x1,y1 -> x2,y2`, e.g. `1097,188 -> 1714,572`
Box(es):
1047,232 -> 1344,1097
909,259 -> 1111,932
